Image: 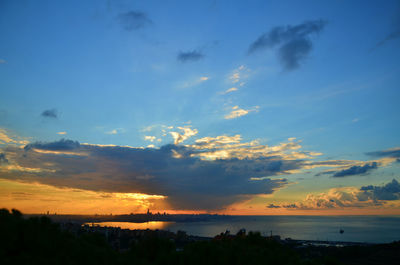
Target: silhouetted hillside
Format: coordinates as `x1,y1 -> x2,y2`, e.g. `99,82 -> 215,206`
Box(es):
1,209 -> 399,265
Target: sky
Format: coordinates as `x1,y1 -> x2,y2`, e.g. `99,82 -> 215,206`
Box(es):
1,0 -> 400,215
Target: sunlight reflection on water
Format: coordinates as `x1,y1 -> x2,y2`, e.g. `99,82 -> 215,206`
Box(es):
85,216 -> 400,243
85,221 -> 175,230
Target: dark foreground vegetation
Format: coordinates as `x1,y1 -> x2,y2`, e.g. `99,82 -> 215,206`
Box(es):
1,209 -> 399,265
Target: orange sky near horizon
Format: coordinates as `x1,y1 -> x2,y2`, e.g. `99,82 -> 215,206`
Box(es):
1,179 -> 400,216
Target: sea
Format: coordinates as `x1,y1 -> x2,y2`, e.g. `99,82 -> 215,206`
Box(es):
89,215 -> 400,243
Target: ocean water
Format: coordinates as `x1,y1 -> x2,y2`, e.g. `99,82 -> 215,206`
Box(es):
91,215 -> 400,243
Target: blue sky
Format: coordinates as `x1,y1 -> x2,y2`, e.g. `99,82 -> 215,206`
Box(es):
1,0 -> 400,214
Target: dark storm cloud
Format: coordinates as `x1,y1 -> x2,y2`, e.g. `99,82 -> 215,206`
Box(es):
24,139 -> 80,151
117,10 -> 152,31
41,109 -> 58,119
0,153 -> 8,164
248,20 -> 326,70
359,179 -> 400,201
0,139 -> 316,210
177,50 -> 204,63
332,162 -> 378,177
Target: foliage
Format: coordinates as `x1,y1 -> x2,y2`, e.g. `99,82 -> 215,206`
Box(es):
0,209 -> 119,265
6,208 -> 399,265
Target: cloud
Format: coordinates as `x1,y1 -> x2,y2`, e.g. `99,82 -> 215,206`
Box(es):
0,134 -> 325,210
273,179 -> 400,210
0,59 -> 6,64
0,128 -> 29,146
332,162 -> 378,177
141,125 -> 157,132
281,204 -> 298,209
313,156 -> 398,177
223,87 -> 238,94
228,65 -> 249,85
248,20 -> 326,70
57,132 -> 67,135
107,129 -> 118,135
105,128 -> 125,135
224,106 -> 259,120
0,153 -> 8,164
170,126 -> 198,145
367,147 -> 400,159
177,76 -> 209,89
225,107 -> 249,119
0,139 -> 296,210
187,135 -> 315,162
41,109 -> 58,119
2,126 -> 399,211
144,136 -> 156,142
177,50 -> 204,63
266,203 -> 280,208
0,129 -> 17,144
360,179 -> 400,201
24,139 -> 80,151
0,179 -> 166,214
117,10 -> 152,31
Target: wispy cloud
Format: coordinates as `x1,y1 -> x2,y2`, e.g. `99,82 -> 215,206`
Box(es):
57,132 -> 67,135
222,87 -> 238,94
224,106 -> 259,120
248,20 -> 326,70
228,65 -> 249,86
141,124 -> 159,132
375,30 -> 400,48
106,128 -> 125,135
177,76 -> 209,89
117,10 -> 152,31
0,128 -> 29,145
0,59 -> 6,64
373,4 -> 400,49
106,129 -> 118,135
367,147 -> 400,160
177,50 -> 204,63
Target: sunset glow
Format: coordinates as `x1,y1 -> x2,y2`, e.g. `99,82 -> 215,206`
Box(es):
1,0 -> 400,216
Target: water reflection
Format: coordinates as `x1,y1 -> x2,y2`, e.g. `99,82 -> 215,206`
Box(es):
84,216 -> 400,243
85,221 -> 174,230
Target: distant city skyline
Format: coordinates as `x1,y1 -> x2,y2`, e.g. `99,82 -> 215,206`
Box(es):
1,0 -> 400,215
